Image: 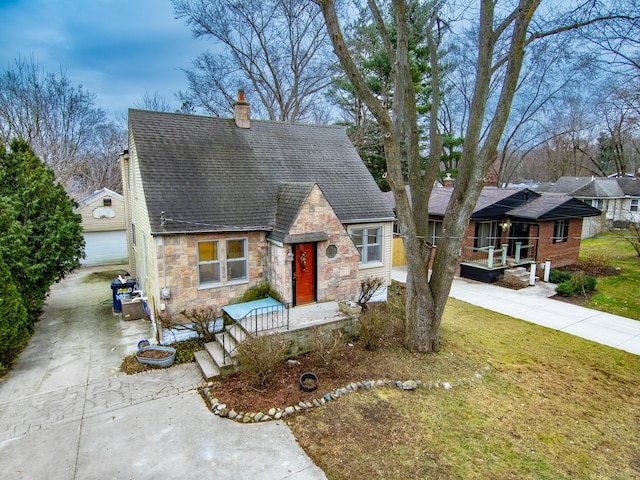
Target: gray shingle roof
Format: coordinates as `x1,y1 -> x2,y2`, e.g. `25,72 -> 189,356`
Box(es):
383,186 -> 600,221
540,176 -> 640,198
269,182 -> 332,244
543,176 -> 593,194
384,187 -> 534,218
617,177 -> 640,196
128,110 -> 394,234
571,178 -> 625,198
506,193 -> 601,220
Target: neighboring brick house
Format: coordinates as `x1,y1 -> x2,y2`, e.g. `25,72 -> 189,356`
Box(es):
385,186 -> 601,282
75,188 -> 128,266
535,176 -> 640,237
121,94 -> 394,325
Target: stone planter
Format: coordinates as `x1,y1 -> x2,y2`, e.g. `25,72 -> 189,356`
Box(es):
135,345 -> 176,367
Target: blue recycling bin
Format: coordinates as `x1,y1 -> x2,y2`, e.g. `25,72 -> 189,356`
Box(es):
111,278 -> 137,312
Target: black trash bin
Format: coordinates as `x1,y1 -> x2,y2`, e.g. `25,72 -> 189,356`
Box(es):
111,278 -> 137,313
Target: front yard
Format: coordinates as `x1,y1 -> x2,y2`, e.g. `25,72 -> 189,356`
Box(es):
285,294 -> 640,480
578,232 -> 640,320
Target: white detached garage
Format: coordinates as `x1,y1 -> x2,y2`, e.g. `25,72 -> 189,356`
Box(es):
76,188 -> 128,266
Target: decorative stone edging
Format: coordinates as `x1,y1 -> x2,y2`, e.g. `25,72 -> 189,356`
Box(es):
202,364 -> 491,424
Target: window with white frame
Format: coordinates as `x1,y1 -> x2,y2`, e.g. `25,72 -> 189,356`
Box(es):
226,239 -> 247,281
474,221 -> 499,248
631,199 -> 639,212
428,220 -> 443,247
586,198 -> 608,210
350,227 -> 382,263
553,220 -> 569,243
198,241 -> 220,285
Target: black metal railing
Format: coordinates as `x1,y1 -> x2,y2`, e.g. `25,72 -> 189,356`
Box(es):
221,303 -> 290,365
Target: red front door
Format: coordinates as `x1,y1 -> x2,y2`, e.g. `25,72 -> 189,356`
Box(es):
294,243 -> 316,305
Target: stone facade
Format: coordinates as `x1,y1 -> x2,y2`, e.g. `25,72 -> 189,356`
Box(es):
269,185 -> 360,305
157,231 -> 268,316
154,185 -> 361,318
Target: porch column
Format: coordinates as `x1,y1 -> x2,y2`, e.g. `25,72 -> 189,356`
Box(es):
501,245 -> 508,266
515,242 -> 522,263
487,246 -> 494,269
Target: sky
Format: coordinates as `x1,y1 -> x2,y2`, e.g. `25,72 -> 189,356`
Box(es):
0,0 -> 208,120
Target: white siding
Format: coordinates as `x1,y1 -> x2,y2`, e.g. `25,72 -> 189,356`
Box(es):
347,221 -> 393,301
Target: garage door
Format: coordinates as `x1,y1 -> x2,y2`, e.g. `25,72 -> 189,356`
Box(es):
81,230 -> 128,266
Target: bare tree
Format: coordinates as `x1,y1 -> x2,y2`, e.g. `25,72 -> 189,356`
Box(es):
0,57 -> 110,193
319,0 -> 627,352
172,0 -> 338,122
68,122 -> 127,199
135,90 -> 174,112
575,0 -> 640,77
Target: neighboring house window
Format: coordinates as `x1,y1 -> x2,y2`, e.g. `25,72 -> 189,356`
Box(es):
131,223 -> 137,247
585,198 -> 608,210
226,239 -> 247,281
428,220 -> 443,247
475,221 -> 498,249
631,199 -> 639,212
350,227 -> 382,263
103,198 -> 112,207
553,220 -> 570,243
198,241 -> 220,285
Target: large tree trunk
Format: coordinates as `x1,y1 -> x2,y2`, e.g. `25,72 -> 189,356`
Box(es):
320,0 -> 541,353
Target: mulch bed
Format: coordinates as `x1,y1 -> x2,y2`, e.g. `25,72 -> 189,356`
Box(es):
202,344 -> 393,413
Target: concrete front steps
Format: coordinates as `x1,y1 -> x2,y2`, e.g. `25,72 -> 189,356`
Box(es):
502,267 -> 531,286
194,323 -> 246,381
193,301 -> 359,381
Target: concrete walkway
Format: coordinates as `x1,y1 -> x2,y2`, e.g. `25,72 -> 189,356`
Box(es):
392,266 -> 640,356
0,266 -> 326,480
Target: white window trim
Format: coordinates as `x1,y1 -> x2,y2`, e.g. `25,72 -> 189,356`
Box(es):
348,225 -> 383,266
197,237 -> 249,289
197,240 -> 221,288
225,237 -> 248,284
553,220 -> 569,243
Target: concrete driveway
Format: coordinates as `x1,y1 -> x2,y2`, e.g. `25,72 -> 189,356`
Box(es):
0,266 -> 326,480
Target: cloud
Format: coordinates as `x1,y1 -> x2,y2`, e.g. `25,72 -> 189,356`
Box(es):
0,0 -> 208,118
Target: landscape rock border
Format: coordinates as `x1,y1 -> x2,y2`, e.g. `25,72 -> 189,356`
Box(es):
202,364 -> 492,424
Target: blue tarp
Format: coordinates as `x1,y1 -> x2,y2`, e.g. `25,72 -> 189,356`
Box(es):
222,297 -> 284,321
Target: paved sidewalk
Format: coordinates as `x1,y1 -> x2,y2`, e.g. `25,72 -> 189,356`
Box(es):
392,266 -> 640,356
0,266 -> 326,480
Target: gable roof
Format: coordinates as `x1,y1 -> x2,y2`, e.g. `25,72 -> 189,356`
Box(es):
507,193 -> 602,221
77,188 -> 123,206
128,109 -> 393,234
268,182 -> 329,244
383,186 -> 600,221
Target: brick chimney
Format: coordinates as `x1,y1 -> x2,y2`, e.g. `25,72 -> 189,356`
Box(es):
233,88 -> 250,129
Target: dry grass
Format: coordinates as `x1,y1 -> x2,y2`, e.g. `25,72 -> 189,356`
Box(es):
286,296 -> 640,480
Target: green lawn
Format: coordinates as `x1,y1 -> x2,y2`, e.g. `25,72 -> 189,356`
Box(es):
287,298 -> 640,479
579,233 -> 640,320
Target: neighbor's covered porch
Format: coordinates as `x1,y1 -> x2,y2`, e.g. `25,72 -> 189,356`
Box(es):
458,218 -> 538,283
